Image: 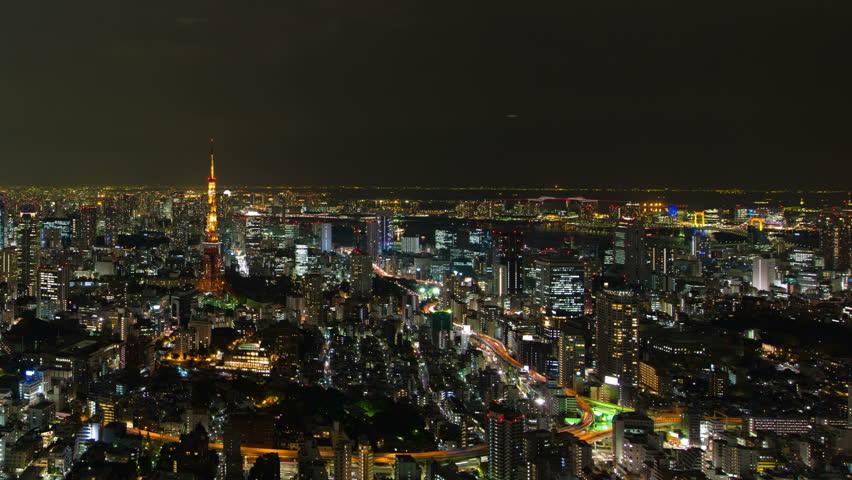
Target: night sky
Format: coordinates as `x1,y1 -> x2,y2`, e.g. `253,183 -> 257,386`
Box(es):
2,1 -> 850,187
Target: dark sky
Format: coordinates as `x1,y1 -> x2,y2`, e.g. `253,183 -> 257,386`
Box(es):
1,1 -> 850,187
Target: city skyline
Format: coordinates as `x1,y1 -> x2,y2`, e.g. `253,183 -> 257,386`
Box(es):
0,2 -> 850,479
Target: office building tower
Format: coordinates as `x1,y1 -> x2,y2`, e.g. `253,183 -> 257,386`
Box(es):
357,443 -> 374,480
197,141 -> 226,295
558,326 -> 586,391
245,212 -> 265,275
366,212 -> 394,259
36,264 -> 69,319
494,231 -> 524,296
320,222 -> 333,253
533,256 -> 584,316
818,213 -> 851,270
295,244 -> 310,276
487,405 -> 525,480
434,229 -> 456,250
77,206 -> 98,249
595,290 -> 639,389
41,217 -> 74,249
0,247 -> 17,287
349,250 -> 373,299
401,235 -> 420,254
613,219 -> 649,287
709,365 -> 726,397
16,205 -> 40,297
752,257 -> 776,292
650,245 -> 670,274
304,274 -> 324,325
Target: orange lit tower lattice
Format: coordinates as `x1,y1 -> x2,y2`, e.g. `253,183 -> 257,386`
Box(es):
197,139 -> 226,295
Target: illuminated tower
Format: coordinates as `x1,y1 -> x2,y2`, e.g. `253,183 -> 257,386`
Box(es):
197,139 -> 226,295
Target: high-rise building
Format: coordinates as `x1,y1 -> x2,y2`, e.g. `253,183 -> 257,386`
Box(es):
487,405 -> 525,480
752,257 -> 776,292
77,206 -> 98,250
245,212 -> 265,275
366,212 -> 394,259
295,244 -> 310,276
349,250 -> 373,299
333,438 -> 353,480
41,217 -> 74,249
197,140 -> 226,295
401,235 -> 420,254
558,326 -> 586,391
36,264 -> 69,319
320,222 -> 333,253
613,219 -> 649,287
357,443 -> 374,480
304,274 -> 324,325
533,257 -> 584,316
434,229 -> 456,251
819,213 -> 851,271
16,205 -> 40,297
595,290 -> 639,390
0,247 -> 17,286
494,231 -> 524,296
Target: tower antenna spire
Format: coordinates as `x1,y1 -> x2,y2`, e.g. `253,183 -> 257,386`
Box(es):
209,138 -> 215,178
198,137 -> 225,295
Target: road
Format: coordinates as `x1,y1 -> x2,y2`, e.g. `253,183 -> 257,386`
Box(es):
463,330 -> 595,436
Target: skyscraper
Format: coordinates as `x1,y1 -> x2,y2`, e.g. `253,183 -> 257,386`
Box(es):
244,212 -> 265,275
818,212 -> 851,271
487,405 -> 525,480
357,443 -> 374,480
197,140 -> 226,295
333,438 -> 353,480
752,256 -> 776,292
349,249 -> 373,299
304,274 -> 324,325
532,256 -> 584,316
434,229 -> 456,251
16,205 -> 40,297
366,212 -> 394,259
77,205 -> 98,250
595,290 -> 639,389
613,219 -> 649,287
36,264 -> 69,319
320,222 -> 333,253
558,326 -> 586,391
494,231 -> 524,296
